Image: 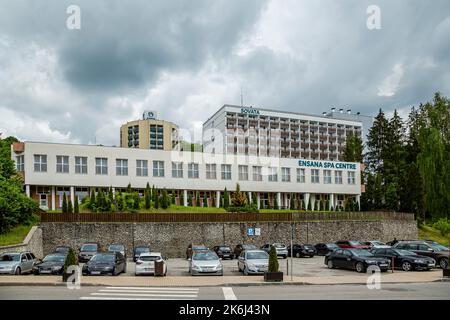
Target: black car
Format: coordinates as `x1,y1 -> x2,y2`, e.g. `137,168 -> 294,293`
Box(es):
53,246 -> 71,255
233,244 -> 258,259
372,248 -> 436,271
33,253 -> 67,275
82,252 -> 126,276
325,248 -> 390,273
133,246 -> 151,262
213,245 -> 233,260
287,244 -> 316,258
78,243 -> 100,263
315,243 -> 339,256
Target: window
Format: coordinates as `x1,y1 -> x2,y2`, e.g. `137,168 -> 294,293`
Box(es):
34,154 -> 47,172
56,156 -> 69,173
75,156 -> 87,174
172,162 -> 183,178
153,160 -> 164,177
238,165 -> 248,181
16,155 -> 24,171
115,159 -> 128,176
268,167 -> 278,182
150,125 -> 164,150
136,160 -> 148,176
221,164 -> 232,180
324,170 -> 332,184
281,167 -> 291,182
335,171 -> 343,184
297,168 -> 305,183
188,163 -> 199,179
347,171 -> 356,184
206,164 -> 216,179
252,166 -> 262,181
95,158 -> 108,175
311,169 -> 319,183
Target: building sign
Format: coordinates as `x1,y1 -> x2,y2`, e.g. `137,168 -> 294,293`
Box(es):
298,159 -> 356,170
240,107 -> 260,115
143,110 -> 157,120
247,227 -> 254,236
254,228 -> 261,236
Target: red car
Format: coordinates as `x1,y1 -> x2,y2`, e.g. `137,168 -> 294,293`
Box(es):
335,241 -> 370,250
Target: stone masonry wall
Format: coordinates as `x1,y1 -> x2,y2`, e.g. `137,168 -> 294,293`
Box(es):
40,220 -> 418,258
0,226 -> 44,258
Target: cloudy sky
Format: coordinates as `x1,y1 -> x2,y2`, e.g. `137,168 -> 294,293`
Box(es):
0,0 -> 449,146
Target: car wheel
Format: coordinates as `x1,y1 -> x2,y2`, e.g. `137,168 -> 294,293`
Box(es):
295,252 -> 300,258
439,258 -> 448,269
15,267 -> 21,275
356,262 -> 365,273
401,261 -> 412,272
243,266 -> 249,276
327,260 -> 334,269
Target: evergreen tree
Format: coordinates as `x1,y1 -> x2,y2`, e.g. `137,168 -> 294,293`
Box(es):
152,186 -> 156,203
273,196 -> 279,210
108,186 -> 114,203
117,192 -> 124,211
180,191 -> 184,206
67,199 -> 73,214
252,192 -> 257,206
195,191 -> 200,207
74,196 -> 79,213
171,190 -> 176,205
89,189 -> 96,211
373,174 -> 383,209
307,201 -> 311,211
290,194 -> 295,210
231,183 -> 247,207
366,109 -> 390,174
62,192 -> 67,213
127,183 -> 132,193
188,192 -> 193,206
160,189 -> 169,209
343,131 -> 363,162
223,188 -> 229,209
144,188 -> 151,209
154,191 -> 159,209
203,192 -> 208,207
133,192 -> 140,210
385,182 -> 398,211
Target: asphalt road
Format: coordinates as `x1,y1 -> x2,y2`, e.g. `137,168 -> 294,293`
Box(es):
1,282 -> 449,300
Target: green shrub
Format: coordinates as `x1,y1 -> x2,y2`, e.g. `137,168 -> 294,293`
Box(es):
62,192 -> 67,213
74,196 -> 79,213
268,245 -> 279,273
433,218 -> 450,236
63,247 -> 78,273
226,204 -> 259,213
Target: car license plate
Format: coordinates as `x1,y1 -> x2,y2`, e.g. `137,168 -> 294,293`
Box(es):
379,264 -> 387,267
91,271 -> 101,275
40,270 -> 51,274
428,263 -> 434,266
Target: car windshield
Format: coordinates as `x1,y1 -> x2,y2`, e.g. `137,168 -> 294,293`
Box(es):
247,251 -> 269,260
193,251 -> 218,261
219,247 -> 231,251
430,244 -> 448,251
109,245 -> 124,251
55,247 -> 69,252
192,246 -> 208,250
90,254 -> 115,262
81,244 -> 97,251
43,255 -> 65,262
135,247 -> 150,253
394,249 -> 417,256
0,254 -> 20,262
243,244 -> 257,250
349,241 -> 361,245
350,249 -> 373,257
140,255 -> 161,261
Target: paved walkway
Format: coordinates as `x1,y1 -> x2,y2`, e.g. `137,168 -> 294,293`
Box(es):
0,270 -> 447,287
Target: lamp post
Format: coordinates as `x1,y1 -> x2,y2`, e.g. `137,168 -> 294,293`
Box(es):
290,222 -> 294,281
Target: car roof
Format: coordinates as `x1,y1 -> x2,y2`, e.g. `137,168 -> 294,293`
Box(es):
140,252 -> 162,256
135,246 -> 150,249
244,249 -> 267,253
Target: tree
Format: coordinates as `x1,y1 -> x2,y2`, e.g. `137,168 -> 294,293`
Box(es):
144,188 -> 151,210
385,182 -> 398,211
188,192 -> 193,206
171,190 -> 176,205
117,192 -> 124,211
127,183 -> 132,193
366,109 -> 389,174
89,189 -> 96,211
223,188 -> 229,209
67,199 -> 73,214
154,191 -> 159,209
290,194 -> 295,210
0,136 -> 18,179
63,247 -> 78,274
252,192 -> 257,206
273,195 -> 279,210
132,192 -> 140,210
180,191 -> 184,206
160,189 -> 169,209
62,192 -> 67,213
74,196 -> 79,213
307,201 -> 312,211
203,192 -> 208,207
231,183 -> 247,207
195,191 -> 200,207
343,131 -> 363,162
268,245 -> 279,273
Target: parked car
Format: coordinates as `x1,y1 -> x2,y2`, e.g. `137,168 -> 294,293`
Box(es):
0,252 -> 37,275
189,250 -> 223,276
33,253 -> 67,275
393,241 -> 448,269
335,241 -> 371,250
315,243 -> 339,256
213,245 -> 234,260
186,243 -> 209,260
371,248 -> 435,271
135,252 -> 167,276
287,244 -> 316,258
107,243 -> 127,259
237,249 -> 269,275
233,244 -> 258,259
82,252 -> 126,276
261,243 -> 288,259
78,243 -> 100,263
362,241 -> 390,249
53,246 -> 71,255
133,246 -> 151,262
324,248 -> 390,273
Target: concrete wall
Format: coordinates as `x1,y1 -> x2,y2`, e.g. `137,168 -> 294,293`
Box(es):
0,226 -> 44,258
40,220 -> 418,258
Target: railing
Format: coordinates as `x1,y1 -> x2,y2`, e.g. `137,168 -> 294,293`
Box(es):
38,211 -> 415,223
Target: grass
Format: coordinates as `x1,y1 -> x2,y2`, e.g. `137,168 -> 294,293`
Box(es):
0,224 -> 34,246
418,224 -> 450,246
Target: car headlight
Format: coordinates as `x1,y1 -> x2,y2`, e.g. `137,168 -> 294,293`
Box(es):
216,264 -> 223,270
191,264 -> 201,270
414,259 -> 425,263
246,263 -> 257,271
103,266 -> 113,270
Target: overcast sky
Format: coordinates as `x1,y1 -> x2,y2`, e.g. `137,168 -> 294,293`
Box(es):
1,0 -> 449,146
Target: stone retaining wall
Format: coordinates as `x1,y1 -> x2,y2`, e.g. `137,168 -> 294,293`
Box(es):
0,226 -> 43,258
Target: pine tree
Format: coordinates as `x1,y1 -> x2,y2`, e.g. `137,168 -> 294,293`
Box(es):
180,191 -> 184,206
117,192 -> 124,211
62,192 -> 67,213
188,192 -> 193,206
127,183 -> 132,193
160,189 -> 169,209
74,196 -> 79,213
89,189 -> 96,210
366,109 -> 389,174
290,194 -> 295,210
343,131 -> 363,162
203,192 -> 208,207
385,182 -> 398,211
274,196 -> 279,210
252,192 -> 257,206
232,183 -> 247,207
108,186 -> 114,203
144,188 -> 151,209
171,190 -> 176,205
223,188 -> 229,209
67,199 -> 73,214
195,191 -> 200,207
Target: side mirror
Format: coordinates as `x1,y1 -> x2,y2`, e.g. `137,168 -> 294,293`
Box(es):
427,248 -> 434,252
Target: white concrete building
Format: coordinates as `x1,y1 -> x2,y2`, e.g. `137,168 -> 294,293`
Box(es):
11,141 -> 362,211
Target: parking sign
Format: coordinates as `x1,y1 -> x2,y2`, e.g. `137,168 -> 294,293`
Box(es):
247,227 -> 254,236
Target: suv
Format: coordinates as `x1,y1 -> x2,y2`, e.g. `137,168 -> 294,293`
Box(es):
0,251 -> 37,275
393,241 -> 448,269
78,243 -> 100,263
261,243 -> 288,259
186,244 -> 209,260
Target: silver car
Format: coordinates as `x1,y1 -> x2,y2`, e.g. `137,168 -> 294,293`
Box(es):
0,252 -> 37,275
135,252 -> 167,276
238,249 -> 269,275
189,250 -> 223,276
261,243 -> 288,258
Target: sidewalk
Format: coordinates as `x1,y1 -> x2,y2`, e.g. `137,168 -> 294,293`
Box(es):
0,271 -> 447,287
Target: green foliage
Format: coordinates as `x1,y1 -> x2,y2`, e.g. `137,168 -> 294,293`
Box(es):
132,192 -> 140,210
273,196 -> 279,210
385,183 -> 398,211
0,136 -> 18,179
290,194 -> 295,210
251,192 -> 257,206
160,189 -> 169,209
343,131 -> 363,162
180,191 -> 184,206
226,204 -> 259,213
63,247 -> 78,273
88,189 -> 96,211
195,191 -> 200,207
117,192 -> 124,211
74,196 -> 79,214
268,245 -> 279,273
223,188 -> 229,209
62,193 -> 67,213
203,192 -> 208,207
232,183 -> 247,207
67,199 -> 73,214
307,201 -> 311,211
144,186 -> 151,210
171,190 -> 176,205
188,193 -> 193,206
432,218 -> 450,237
127,183 -> 132,193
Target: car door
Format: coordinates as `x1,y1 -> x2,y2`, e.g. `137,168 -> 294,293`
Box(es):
331,249 -> 345,267
25,253 -> 35,272
416,244 -> 434,259
341,250 -> 354,269
19,254 -> 29,272
238,252 -> 245,270
380,249 -> 398,267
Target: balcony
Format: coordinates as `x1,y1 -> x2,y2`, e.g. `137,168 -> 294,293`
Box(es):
281,131 -> 289,138
301,142 -> 309,149
281,141 -> 289,147
320,153 -> 328,160
337,128 -> 345,135
329,145 -> 337,151
319,126 -> 328,133
310,125 -> 318,131
291,151 -> 300,158
291,141 -> 299,148
338,136 -> 346,143
319,144 -> 328,150
329,136 -> 337,142
301,151 -> 310,158
310,143 -> 318,149
328,127 -> 336,133
310,133 -> 319,139
300,125 -> 309,130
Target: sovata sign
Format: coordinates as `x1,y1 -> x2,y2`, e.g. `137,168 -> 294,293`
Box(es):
240,108 -> 260,115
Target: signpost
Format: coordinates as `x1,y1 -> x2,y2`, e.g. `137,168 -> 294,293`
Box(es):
290,223 -> 294,281
247,227 -> 254,236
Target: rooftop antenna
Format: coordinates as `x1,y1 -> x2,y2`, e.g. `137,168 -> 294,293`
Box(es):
240,87 -> 244,107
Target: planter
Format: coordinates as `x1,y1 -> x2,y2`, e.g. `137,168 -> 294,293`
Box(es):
443,268 -> 450,278
264,271 -> 283,282
62,269 -> 75,282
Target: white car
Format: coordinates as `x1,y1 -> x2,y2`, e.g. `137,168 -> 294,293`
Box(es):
189,250 -> 223,276
237,249 -> 269,275
135,252 -> 167,276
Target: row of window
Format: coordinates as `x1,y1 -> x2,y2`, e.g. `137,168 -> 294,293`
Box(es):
31,155 -> 356,184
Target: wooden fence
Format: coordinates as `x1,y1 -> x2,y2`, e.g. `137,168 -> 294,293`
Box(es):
38,211 -> 415,223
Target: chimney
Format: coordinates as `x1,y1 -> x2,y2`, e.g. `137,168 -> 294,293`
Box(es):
331,108 -> 336,112
339,109 -> 344,113
347,109 -> 351,114
322,112 -> 327,116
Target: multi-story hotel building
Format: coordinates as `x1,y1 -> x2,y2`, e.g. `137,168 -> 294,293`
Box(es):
120,111 -> 179,151
203,105 -> 363,161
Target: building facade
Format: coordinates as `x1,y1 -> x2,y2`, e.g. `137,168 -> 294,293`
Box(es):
120,118 -> 179,151
203,105 -> 363,161
12,141 -> 362,211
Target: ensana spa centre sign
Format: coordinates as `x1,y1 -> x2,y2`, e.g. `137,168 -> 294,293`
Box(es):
298,159 -> 357,170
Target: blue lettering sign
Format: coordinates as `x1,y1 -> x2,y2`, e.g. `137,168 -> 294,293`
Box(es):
298,160 -> 356,170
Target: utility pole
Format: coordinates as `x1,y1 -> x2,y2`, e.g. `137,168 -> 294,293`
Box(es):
290,222 -> 294,281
